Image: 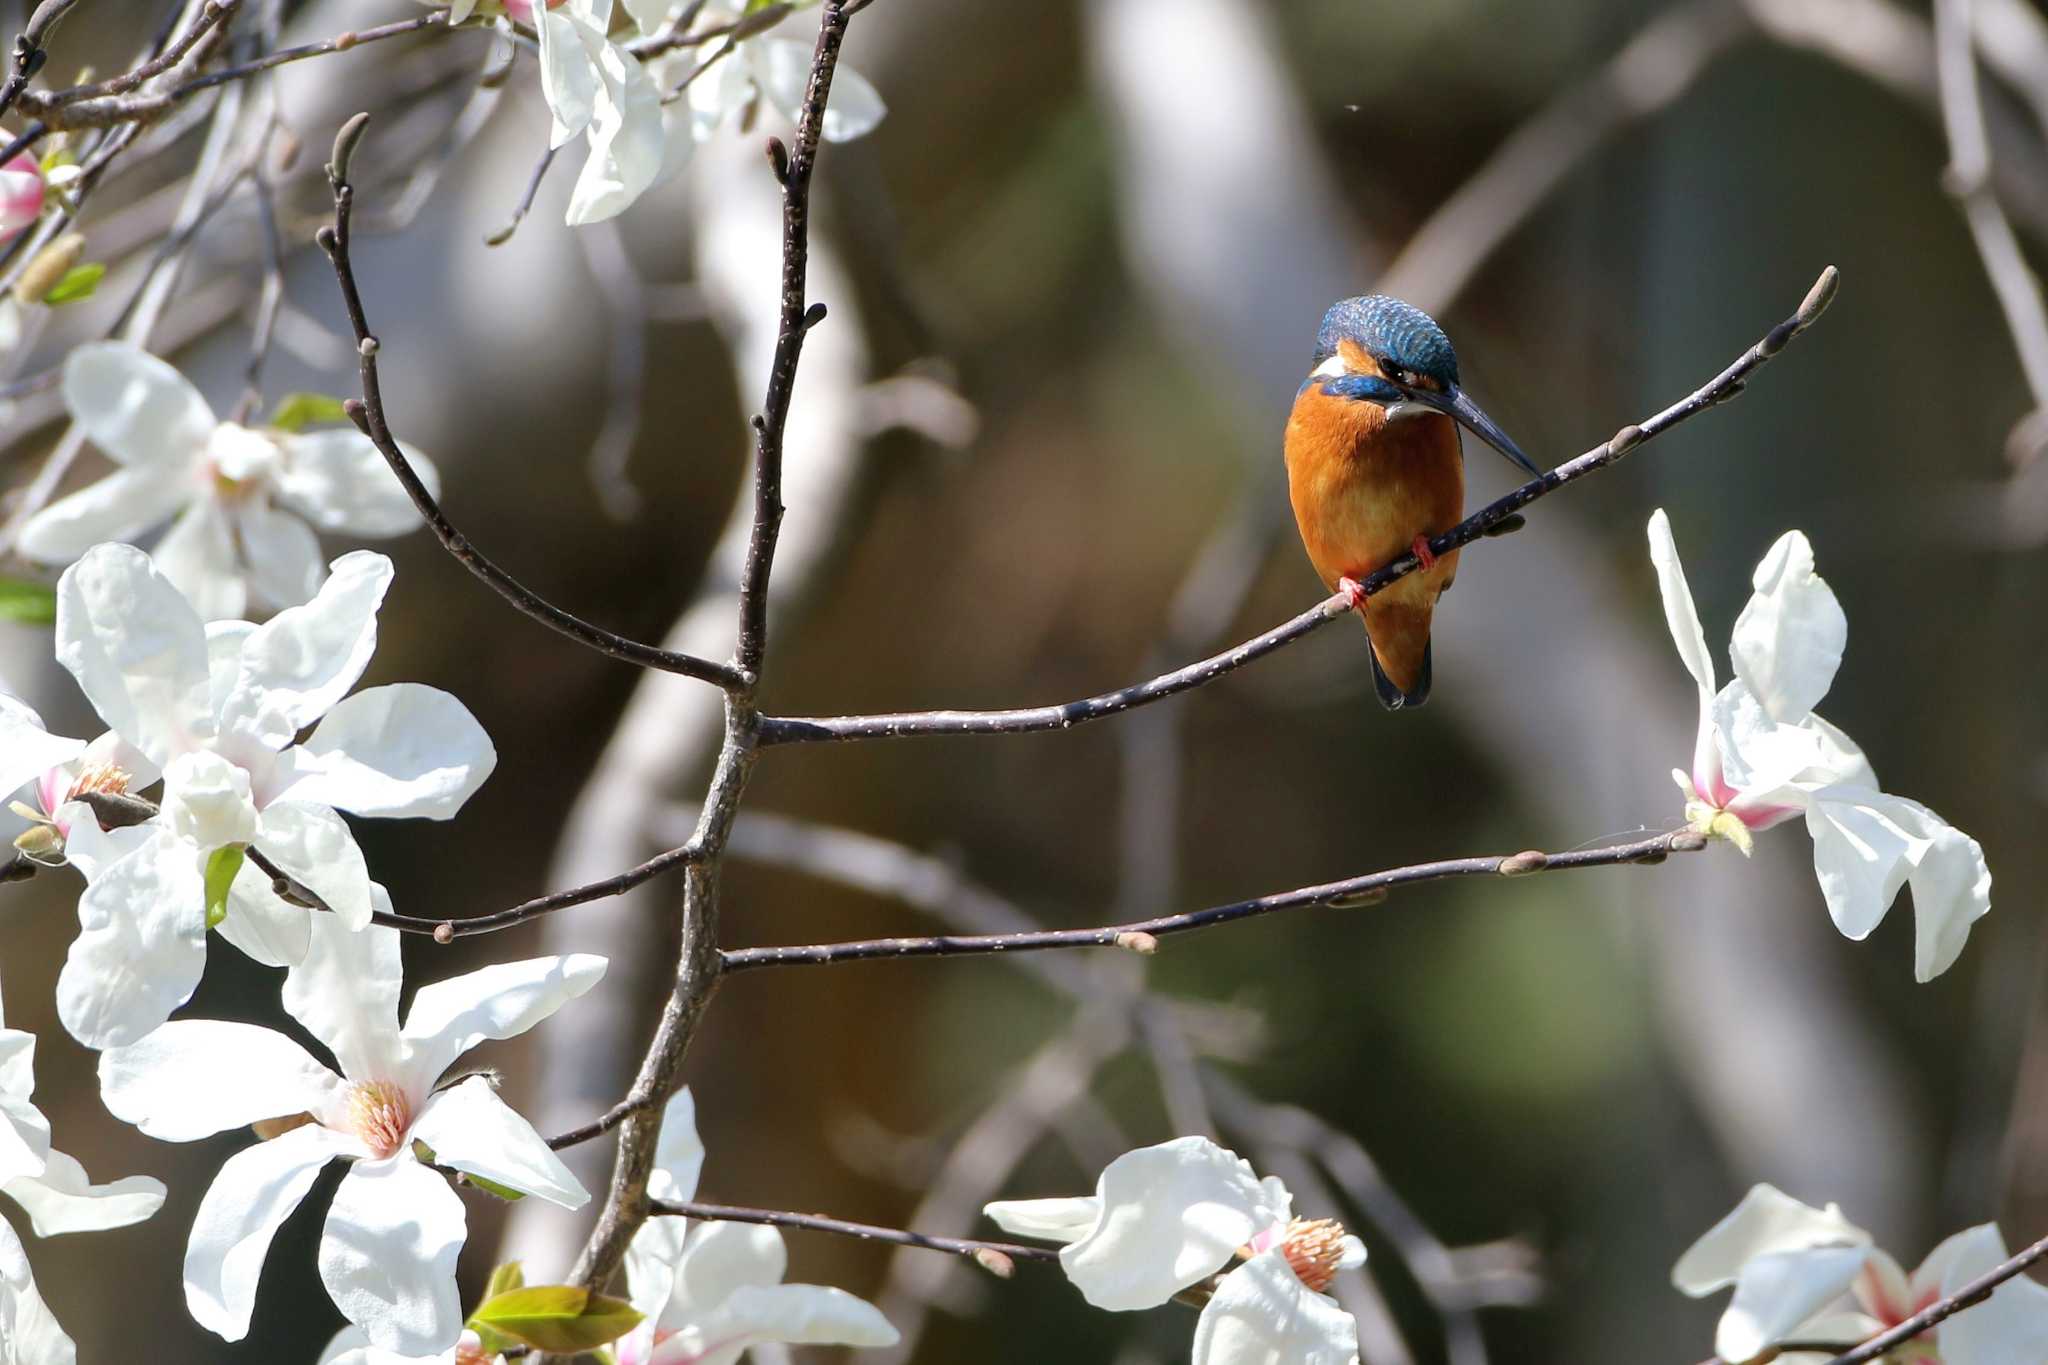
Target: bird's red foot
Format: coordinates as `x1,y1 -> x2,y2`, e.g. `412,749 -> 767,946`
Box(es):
1337,575 -> 1370,611
1410,534 -> 1438,571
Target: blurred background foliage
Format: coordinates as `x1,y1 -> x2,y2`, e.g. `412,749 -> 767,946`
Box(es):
2,0 -> 2046,1360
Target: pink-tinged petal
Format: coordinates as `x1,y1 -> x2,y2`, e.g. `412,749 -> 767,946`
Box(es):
185,1123 -> 351,1342
233,498 -> 325,611
410,1077 -> 589,1209
1853,1248 -> 1913,1323
153,498 -> 247,622
3,1148 -> 165,1235
0,695 -> 81,803
319,1157 -> 467,1355
56,833 -> 209,1050
398,955 -> 607,1093
256,800 -> 372,931
1191,1252 -> 1357,1365
0,1215 -> 75,1365
1673,1184 -> 1871,1296
1057,1136 -> 1284,1311
1730,529 -> 1845,725
1937,1224 -> 2048,1365
274,431 -> 436,537
99,1019 -> 340,1140
53,544 -> 212,767
60,341 -> 215,471
282,911 -> 405,1085
220,551 -> 393,749
282,684 -> 497,821
0,153 -> 44,240
16,466 -> 192,566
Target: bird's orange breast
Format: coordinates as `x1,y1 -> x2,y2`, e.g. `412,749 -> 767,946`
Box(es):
1283,383 -> 1464,694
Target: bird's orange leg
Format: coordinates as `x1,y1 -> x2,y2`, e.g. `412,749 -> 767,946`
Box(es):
1337,575 -> 1371,612
1410,534 -> 1438,571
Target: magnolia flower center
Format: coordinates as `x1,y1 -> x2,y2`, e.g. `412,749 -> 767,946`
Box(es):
205,422 -> 281,495
1276,1218 -> 1351,1293
62,759 -> 132,804
345,1080 -> 413,1159
1686,800 -> 1756,857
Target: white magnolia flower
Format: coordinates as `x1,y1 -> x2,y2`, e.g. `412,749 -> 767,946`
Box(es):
665,2 -> 886,148
1674,1183 -> 2048,1364
18,342 -> 439,620
0,992 -> 166,1365
537,0 -> 668,225
0,153 -> 44,243
99,914 -> 603,1354
50,543 -> 496,1049
985,1136 -> 1363,1365
320,1325 -> 504,1365
1648,510 -> 1992,981
615,1088 -> 899,1365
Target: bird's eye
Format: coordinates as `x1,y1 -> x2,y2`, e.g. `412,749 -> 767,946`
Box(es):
1381,362 -> 1421,388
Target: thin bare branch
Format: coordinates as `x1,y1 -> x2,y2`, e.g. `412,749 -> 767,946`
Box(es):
647,1198 -> 1061,1268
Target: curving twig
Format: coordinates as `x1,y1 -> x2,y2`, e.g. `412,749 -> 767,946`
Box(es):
720,830 -> 1708,971
757,266 -> 1839,745
313,114 -> 748,691
646,1198 -> 1060,1269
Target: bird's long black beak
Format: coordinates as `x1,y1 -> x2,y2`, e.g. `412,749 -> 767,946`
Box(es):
1412,385 -> 1541,476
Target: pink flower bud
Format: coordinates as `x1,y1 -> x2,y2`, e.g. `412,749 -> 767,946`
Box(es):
0,154 -> 44,242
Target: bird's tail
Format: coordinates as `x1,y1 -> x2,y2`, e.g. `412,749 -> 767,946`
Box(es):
1362,602 -> 1433,710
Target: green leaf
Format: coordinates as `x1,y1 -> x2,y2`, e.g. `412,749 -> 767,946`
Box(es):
464,1172 -> 527,1202
468,1285 -> 643,1353
42,262 -> 104,306
0,577 -> 56,625
267,391 -> 350,433
484,1261 -> 526,1299
203,846 -> 245,929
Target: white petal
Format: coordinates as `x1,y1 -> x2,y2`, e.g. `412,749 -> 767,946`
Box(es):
1937,1224 -> 2048,1365
1806,713 -> 1879,790
1717,1246 -> 1873,1364
234,499 -> 326,611
673,1283 -> 899,1365
319,1157 -> 467,1356
620,0 -> 679,36
648,1086 -> 704,1205
565,41 -> 669,225
51,801 -> 154,882
399,955 -> 607,1091
1673,1184 -> 1871,1294
1058,1137 -> 1283,1311
274,431 -> 436,538
537,5 -> 603,146
982,1196 -> 1100,1244
410,1077 -> 588,1209
62,341 -> 215,470
282,685 -> 497,820
186,1123 -> 350,1342
1886,799 -> 1992,982
1730,530 -> 1845,725
3,1148 -> 165,1235
99,1019 -> 339,1140
56,834 -> 209,1050
752,40 -> 886,142
213,864 -> 313,971
0,1216 -> 75,1365
282,912 -> 406,1083
256,801 -> 372,931
1191,1253 -> 1358,1365
1804,790 -> 1918,943
220,551 -> 393,749
627,1214 -> 692,1324
53,543 -> 212,767
0,696 -> 80,803
160,750 -> 260,850
669,1222 -> 786,1328
1646,510 -> 1716,701
0,1030 -> 50,1184
153,498 -> 247,623
16,467 -> 192,564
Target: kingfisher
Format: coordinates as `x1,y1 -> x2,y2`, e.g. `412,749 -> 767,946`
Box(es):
1284,296 -> 1539,710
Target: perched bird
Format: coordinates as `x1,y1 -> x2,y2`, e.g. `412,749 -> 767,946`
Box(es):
1284,296 -> 1539,710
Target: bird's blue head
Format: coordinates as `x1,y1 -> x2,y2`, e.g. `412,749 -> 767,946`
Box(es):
1304,294 -> 1539,476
